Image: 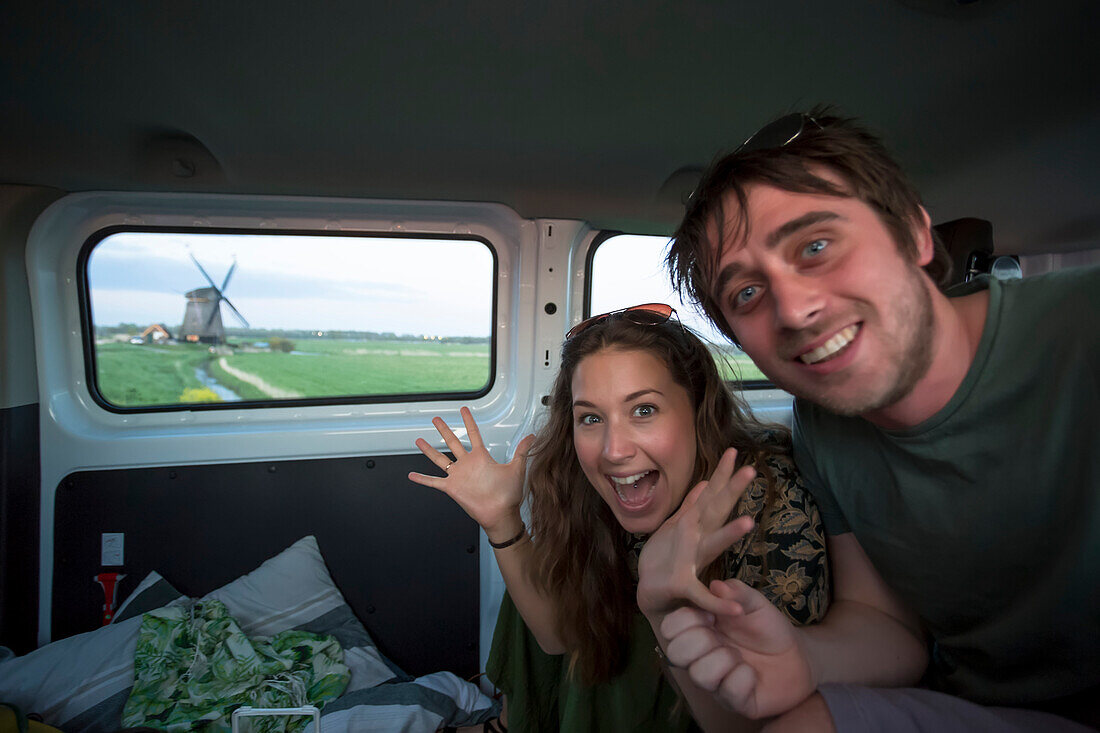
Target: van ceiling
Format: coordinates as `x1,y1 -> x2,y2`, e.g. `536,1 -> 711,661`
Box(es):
2,1 -> 1098,254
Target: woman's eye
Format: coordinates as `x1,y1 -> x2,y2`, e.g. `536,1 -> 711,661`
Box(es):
803,239 -> 829,257
577,413 -> 601,426
632,404 -> 656,418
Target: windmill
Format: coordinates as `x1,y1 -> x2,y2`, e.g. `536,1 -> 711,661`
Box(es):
180,254 -> 249,344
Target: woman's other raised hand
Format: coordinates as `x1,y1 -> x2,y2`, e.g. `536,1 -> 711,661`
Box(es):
636,447 -> 756,620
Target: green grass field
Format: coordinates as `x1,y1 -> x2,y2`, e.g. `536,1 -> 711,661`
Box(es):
712,347 -> 768,383
94,339 -> 491,407
95,342 -> 213,406
95,337 -> 766,408
216,341 -> 491,399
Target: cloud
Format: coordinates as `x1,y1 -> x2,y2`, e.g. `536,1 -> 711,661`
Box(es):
88,231 -> 494,336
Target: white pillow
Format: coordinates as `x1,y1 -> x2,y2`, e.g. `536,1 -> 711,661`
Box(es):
205,535 -> 350,637
111,570 -> 186,624
0,535 -> 393,732
0,615 -> 143,728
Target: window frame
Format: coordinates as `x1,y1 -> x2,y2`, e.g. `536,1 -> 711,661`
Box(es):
78,225 -> 500,414
581,231 -> 773,390
28,191 -> 541,653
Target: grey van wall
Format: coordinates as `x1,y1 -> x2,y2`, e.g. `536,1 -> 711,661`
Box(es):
2,186 -> 486,670
52,453 -> 481,677
0,185 -> 63,653
0,185 -> 61,410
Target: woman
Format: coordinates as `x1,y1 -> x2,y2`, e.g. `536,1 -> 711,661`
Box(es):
409,304 -> 828,732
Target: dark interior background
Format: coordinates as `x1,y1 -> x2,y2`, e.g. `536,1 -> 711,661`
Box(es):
3,0 -> 1099,254
0,405 -> 40,656
51,453 -> 480,678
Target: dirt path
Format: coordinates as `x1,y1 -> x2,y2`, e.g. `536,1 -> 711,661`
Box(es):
217,358 -> 303,399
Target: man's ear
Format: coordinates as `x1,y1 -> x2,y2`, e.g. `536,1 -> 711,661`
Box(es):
911,206 -> 935,267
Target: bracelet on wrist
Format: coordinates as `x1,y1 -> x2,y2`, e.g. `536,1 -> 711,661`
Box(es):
488,523 -> 527,549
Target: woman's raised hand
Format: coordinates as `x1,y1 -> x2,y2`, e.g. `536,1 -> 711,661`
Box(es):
408,406 -> 535,544
636,447 -> 756,620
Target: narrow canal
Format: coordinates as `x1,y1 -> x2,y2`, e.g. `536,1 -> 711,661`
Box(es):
194,364 -> 241,401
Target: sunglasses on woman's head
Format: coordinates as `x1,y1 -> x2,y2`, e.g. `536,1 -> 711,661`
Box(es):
565,303 -> 677,340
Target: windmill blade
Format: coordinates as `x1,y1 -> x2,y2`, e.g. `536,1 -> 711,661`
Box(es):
220,260 -> 237,291
221,296 -> 250,328
190,253 -> 219,289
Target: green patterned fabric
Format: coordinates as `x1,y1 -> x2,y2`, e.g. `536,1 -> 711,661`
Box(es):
122,599 -> 349,732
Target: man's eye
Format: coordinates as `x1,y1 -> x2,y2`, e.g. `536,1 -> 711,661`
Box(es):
632,404 -> 656,418
734,285 -> 759,307
803,239 -> 829,257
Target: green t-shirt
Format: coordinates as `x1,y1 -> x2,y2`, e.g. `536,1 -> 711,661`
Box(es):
486,592 -> 694,733
793,264 -> 1100,706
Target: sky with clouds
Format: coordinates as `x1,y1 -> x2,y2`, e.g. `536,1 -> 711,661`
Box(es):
88,232 -> 495,337
87,231 -> 729,343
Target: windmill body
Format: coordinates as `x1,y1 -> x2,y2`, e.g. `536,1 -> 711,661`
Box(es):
179,256 -> 248,344
181,286 -> 226,343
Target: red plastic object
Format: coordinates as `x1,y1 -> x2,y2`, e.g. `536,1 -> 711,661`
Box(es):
94,572 -> 125,626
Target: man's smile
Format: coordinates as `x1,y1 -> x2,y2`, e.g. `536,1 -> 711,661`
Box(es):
797,324 -> 861,365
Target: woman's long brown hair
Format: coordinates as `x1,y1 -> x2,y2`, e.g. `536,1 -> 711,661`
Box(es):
525,314 -> 789,683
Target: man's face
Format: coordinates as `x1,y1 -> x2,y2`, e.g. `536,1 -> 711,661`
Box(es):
707,180 -> 935,417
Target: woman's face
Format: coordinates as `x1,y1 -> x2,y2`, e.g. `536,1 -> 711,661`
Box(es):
571,346 -> 698,534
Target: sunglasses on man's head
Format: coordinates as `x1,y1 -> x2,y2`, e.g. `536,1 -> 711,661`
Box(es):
735,112 -> 823,155
565,303 -> 677,340
685,112 -> 823,205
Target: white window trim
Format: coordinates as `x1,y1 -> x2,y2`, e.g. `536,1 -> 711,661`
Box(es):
28,192 -> 543,645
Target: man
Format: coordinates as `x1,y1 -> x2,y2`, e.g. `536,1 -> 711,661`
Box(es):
659,108 -> 1099,731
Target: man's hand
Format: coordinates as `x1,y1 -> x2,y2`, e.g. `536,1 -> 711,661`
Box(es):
660,578 -> 815,720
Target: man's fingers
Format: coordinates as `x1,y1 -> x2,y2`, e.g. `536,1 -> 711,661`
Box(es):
659,604 -> 716,640
687,579 -> 744,618
711,577 -> 740,599
710,577 -> 770,614
685,644 -> 742,693
665,623 -> 723,669
716,662 -> 759,717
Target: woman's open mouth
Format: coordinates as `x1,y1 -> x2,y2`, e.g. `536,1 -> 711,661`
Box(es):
608,469 -> 658,508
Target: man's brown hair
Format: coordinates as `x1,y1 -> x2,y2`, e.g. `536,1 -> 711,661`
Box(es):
667,106 -> 950,345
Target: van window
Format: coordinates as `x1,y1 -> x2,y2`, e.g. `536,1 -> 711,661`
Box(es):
83,229 -> 496,410
587,234 -> 766,384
